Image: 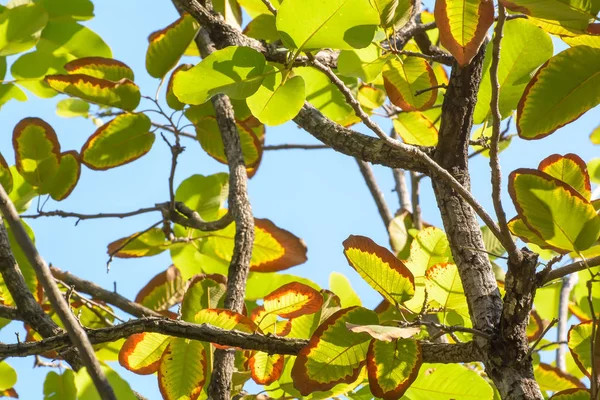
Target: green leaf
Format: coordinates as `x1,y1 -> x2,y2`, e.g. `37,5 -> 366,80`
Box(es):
367,339 -> 421,399
146,13 -> 199,79
0,362 -> 16,391
38,0 -> 94,22
119,333 -> 171,375
383,57 -> 438,111
371,0 -> 413,29
74,365 -> 137,400
474,18 -> 553,124
337,44 -> 390,83
43,370 -> 76,400
590,124 -> 600,143
293,66 -> 354,123
568,320 -> 595,377
12,117 -> 60,193
549,388 -> 593,400
243,14 -> 280,42
180,274 -> 227,322
329,271 -> 362,307
245,272 -> 319,301
45,74 -> 140,111
481,225 -> 507,260
509,168 -> 600,252
0,83 -> 27,109
48,150 -> 81,201
0,153 -> 13,194
393,109 -> 440,146
173,46 -> 267,105
175,173 -> 229,221
107,228 -> 169,258
238,0 -> 281,17
81,113 -> 154,170
291,306 -> 378,395
7,166 -> 37,213
249,352 -> 285,385
56,98 -> 89,118
166,64 -> 192,111
388,209 -> 418,259
534,363 -> 585,393
538,153 -> 591,200
500,0 -> 598,32
403,363 -> 494,399
434,0 -> 494,66
135,265 -> 185,312
194,308 -> 257,333
517,46 -> 600,140
11,50 -> 69,98
64,57 -> 134,81
37,21 -> 111,58
0,3 -> 48,56
343,235 -> 415,305
425,262 -> 470,319
406,227 -> 453,276
276,0 -> 379,51
247,66 -> 305,126
588,158 -> 600,184
263,282 -> 323,318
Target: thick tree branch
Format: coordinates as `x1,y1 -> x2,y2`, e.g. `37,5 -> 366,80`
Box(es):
0,187 -> 116,399
355,159 -> 393,230
538,256 -> 600,285
0,304 -> 20,321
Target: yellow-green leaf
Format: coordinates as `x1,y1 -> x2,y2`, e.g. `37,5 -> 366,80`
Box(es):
538,153 -> 591,200
0,152 -> 13,194
263,282 -> 323,319
135,265 -> 185,312
107,228 -> 170,258
425,262 -> 469,319
367,339 -> 421,399
158,338 -> 207,400
48,150 -> 81,201
56,98 -> 89,118
64,57 -> 134,81
166,64 -> 192,111
118,333 -> 171,375
393,109 -> 440,146
383,57 -> 438,111
0,4 -> 48,56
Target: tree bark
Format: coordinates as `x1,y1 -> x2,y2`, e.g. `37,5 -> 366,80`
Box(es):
431,45 -> 542,399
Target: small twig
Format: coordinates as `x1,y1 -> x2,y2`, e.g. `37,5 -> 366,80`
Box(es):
22,206 -> 160,223
106,220 -> 163,272
410,171 -> 422,230
151,122 -> 196,140
398,320 -> 492,340
395,50 -> 453,65
158,202 -> 234,232
557,274 -> 578,370
415,84 -> 448,97
528,318 -> 558,357
260,0 -> 277,15
538,255 -> 600,285
263,144 -> 330,151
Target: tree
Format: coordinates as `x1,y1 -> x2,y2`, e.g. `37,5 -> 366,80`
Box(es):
0,0 -> 598,398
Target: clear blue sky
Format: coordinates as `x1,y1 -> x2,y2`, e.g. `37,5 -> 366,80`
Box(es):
0,0 -> 598,398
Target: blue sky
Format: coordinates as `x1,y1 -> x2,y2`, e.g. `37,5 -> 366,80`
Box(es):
0,0 -> 599,398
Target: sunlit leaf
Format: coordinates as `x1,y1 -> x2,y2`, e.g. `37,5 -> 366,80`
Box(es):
37,21 -> 111,59
0,3 -> 48,56
11,50 -> 68,98
45,75 -> 140,111
538,153 -> 591,200
383,57 -> 437,111
568,320 -> 595,377
180,274 -> 227,322
158,338 -> 207,400
0,362 -> 16,391
146,14 -> 199,79
64,57 -> 134,81
291,306 -> 378,395
425,262 -> 469,319
250,305 -> 292,335
107,228 -> 170,258
388,209 -> 419,260
175,173 -> 229,221
549,388 -> 592,399
508,216 -> 554,250
367,338 -> 421,399
393,109 -> 440,146
81,113 -> 154,170
406,227 -> 453,276
249,352 -> 285,385
403,363 -> 494,399
194,308 -> 257,334
173,46 -> 267,104
263,282 -> 323,319
74,365 -> 137,400
434,0 -> 494,66
343,235 -> 415,305
0,153 -> 13,194
276,0 -> 379,51
48,150 -> 81,201
517,46 -> 600,140
534,363 -> 585,393
243,14 -> 280,42
346,323 -> 420,341
118,333 -> 171,375
329,271 -> 362,308
337,44 -> 390,83
0,83 -> 27,109
238,0 -> 281,16
509,169 -> 600,252
43,370 -> 76,400
166,64 -> 192,111
500,0 -> 598,32
56,98 -> 89,118
135,265 -> 185,312
39,0 -> 94,22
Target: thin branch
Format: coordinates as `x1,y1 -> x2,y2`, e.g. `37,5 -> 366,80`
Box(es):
355,159 -> 393,230
488,2 -> 521,263
263,144 -> 330,151
410,171 -> 422,230
151,121 -> 197,140
415,83 -> 448,97
157,202 -> 234,232
260,0 -> 277,15
395,50 -> 453,65
528,318 -> 558,357
22,206 -> 160,222
557,274 -> 578,370
538,255 -> 600,285
50,267 -> 162,318
0,317 -> 484,363
0,186 -> 116,400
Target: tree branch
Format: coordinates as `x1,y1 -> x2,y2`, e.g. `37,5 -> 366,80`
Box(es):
557,274 -> 577,370
0,304 -> 20,321
355,159 -> 393,230
22,207 -> 160,222
538,255 -> 600,285
157,202 -> 234,232
263,144 -> 330,151
0,187 -> 116,399
410,171 -> 423,230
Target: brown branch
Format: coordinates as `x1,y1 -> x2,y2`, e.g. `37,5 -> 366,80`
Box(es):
538,255 -> 600,285
488,3 -> 520,262
0,304 -> 20,321
22,206 -> 160,222
410,171 -> 423,230
263,144 -> 330,151
0,187 -> 116,399
557,274 -> 577,370
396,50 -> 453,65
158,202 -> 234,232
355,159 -> 393,230
50,267 -> 162,318
392,169 -> 412,212
0,316 -> 484,363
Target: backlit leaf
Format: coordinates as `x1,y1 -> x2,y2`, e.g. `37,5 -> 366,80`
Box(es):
563,34 -> 600,48
406,227 -> 453,276
194,308 -> 257,334
0,3 -> 48,56
56,98 -> 89,118
343,235 -> 415,305
118,333 -> 171,375
509,169 -> 600,252
158,338 -> 207,400
74,365 -> 136,400
107,228 -> 170,258
250,305 -> 292,335
435,0 -> 494,66
393,109 -> 440,146
291,306 -> 378,395
0,362 -> 16,391
367,338 -> 421,399
383,57 -> 437,111
517,46 -> 600,140
403,363 -> 494,399
337,44 -> 390,83
500,0 -> 598,32
0,153 -> 13,194
247,66 -> 305,126
37,21 -> 111,59
276,0 -> 379,51
45,75 -> 140,111
175,173 -> 229,221
39,0 -> 94,22
346,323 -> 420,341
425,262 -> 469,318
11,50 -> 68,98
568,321 -> 594,377
263,282 -> 323,319
329,271 -> 362,308
12,117 -> 60,193
238,0 -> 281,16
81,113 -> 154,170
508,216 -> 554,250
166,64 -> 192,111
43,370 -> 76,400
146,14 -> 198,79
135,265 -> 185,312
590,124 -> 600,143
48,150 -> 81,201
64,57 -> 134,81
180,274 -> 227,322
249,352 -> 285,385
243,14 -> 280,42
173,46 -> 267,105
538,153 -> 591,200
549,388 -> 592,399
534,363 -> 585,393
388,209 -> 419,260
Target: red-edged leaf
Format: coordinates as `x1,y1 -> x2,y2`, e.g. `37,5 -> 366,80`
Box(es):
568,321 -> 595,377
434,0 -> 494,66
249,352 -> 285,385
12,117 -> 60,193
383,57 -> 437,111
549,388 -> 592,400
49,150 -> 81,201
158,338 -> 207,400
118,333 -> 171,375
135,265 -> 185,312
64,57 -> 135,81
367,338 -> 422,399
194,308 -> 258,334
343,235 -> 415,305
534,363 -> 585,392
0,152 -> 13,194
291,306 -> 378,395
0,388 -> 17,398
107,228 -> 170,258
538,153 -> 591,200
180,274 -> 227,322
526,310 -> 544,341
166,64 -> 192,111
263,282 -> 323,319
250,305 -> 292,335
251,219 -> 308,272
